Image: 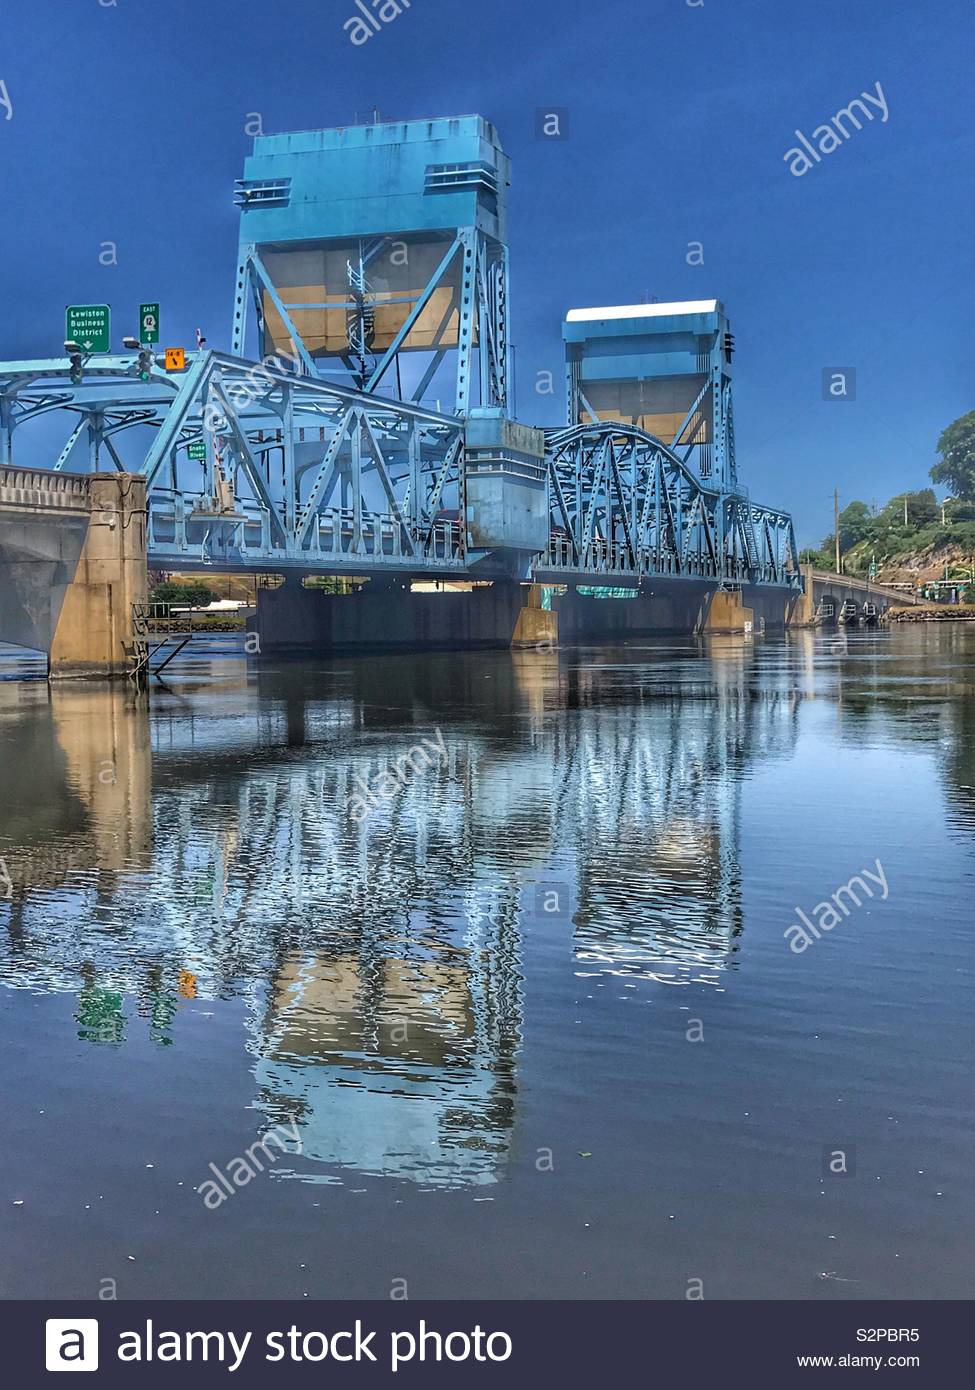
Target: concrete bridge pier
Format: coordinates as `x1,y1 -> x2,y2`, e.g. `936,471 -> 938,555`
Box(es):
0,468 -> 147,680
512,584 -> 558,648
703,589 -> 754,633
48,474 -> 148,680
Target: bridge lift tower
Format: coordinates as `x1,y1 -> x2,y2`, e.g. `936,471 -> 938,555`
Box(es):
231,114 -> 511,416
563,299 -> 737,487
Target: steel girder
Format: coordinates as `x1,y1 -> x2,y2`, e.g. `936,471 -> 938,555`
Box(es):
0,358 -> 798,587
538,421 -> 800,588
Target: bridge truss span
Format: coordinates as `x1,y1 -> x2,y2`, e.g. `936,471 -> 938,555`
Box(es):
0,354 -> 471,576
0,356 -> 800,589
539,421 -> 799,588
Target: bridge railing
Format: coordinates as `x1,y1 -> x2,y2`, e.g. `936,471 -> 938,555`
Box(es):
544,536 -> 640,575
0,465 -> 89,509
310,509 -> 465,564
808,568 -> 920,605
541,536 -> 790,585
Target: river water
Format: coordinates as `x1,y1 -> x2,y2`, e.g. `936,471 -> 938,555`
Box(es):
0,628 -> 972,1299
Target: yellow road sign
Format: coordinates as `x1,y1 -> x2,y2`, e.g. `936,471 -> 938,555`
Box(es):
164,347 -> 186,371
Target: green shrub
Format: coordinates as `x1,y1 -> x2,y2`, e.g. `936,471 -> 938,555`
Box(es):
150,581 -> 216,608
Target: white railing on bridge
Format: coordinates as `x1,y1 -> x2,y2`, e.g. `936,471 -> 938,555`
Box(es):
0,465 -> 90,510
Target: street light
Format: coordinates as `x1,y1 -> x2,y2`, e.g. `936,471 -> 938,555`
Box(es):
121,336 -> 140,350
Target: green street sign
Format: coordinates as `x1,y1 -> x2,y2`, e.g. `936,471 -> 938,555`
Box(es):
140,302 -> 160,344
187,441 -> 207,460
65,304 -> 111,355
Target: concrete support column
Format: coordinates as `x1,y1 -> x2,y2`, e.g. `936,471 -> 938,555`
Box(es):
788,563 -> 816,626
512,583 -> 558,648
49,473 -> 148,680
702,589 -> 754,633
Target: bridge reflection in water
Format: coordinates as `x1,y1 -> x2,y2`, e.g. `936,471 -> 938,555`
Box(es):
0,646 -> 804,1187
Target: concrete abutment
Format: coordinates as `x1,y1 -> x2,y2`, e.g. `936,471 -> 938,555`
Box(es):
46,474 -> 148,680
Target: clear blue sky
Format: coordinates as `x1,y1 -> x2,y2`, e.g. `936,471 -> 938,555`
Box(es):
1,0 -> 972,544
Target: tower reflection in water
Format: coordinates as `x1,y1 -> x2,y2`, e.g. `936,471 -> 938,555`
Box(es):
561,642 -> 799,985
0,646 -> 801,1187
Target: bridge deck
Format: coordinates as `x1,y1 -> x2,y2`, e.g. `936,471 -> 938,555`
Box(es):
0,358 -> 802,592
809,568 -> 919,605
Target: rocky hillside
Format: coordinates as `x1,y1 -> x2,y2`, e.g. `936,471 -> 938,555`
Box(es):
843,528 -> 975,588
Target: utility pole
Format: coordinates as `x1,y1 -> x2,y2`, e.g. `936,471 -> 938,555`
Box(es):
834,488 -> 841,574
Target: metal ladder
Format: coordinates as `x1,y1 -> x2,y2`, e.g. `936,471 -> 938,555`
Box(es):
128,604 -> 194,682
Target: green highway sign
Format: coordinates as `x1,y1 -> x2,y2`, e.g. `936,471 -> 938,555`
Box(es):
187,441 -> 207,460
65,304 -> 111,355
140,302 -> 160,344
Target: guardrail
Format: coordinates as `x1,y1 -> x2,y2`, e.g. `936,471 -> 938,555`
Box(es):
809,569 -> 919,605
132,603 -> 249,637
0,465 -> 90,510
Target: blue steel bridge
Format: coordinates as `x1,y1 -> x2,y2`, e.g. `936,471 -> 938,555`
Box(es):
0,115 -> 800,595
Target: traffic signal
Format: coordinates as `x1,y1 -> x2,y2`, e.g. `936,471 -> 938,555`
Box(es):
64,339 -> 84,385
137,349 -> 153,382
723,332 -> 735,360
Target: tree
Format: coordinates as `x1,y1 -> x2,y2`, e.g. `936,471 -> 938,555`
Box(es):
878,489 -> 938,529
931,411 -> 975,501
837,500 -> 872,549
150,580 -> 215,608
